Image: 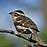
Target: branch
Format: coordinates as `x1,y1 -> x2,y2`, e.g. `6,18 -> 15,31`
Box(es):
0,29 -> 37,43
0,29 -> 47,47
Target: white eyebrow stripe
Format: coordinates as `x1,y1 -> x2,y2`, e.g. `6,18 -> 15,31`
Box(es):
16,12 -> 24,15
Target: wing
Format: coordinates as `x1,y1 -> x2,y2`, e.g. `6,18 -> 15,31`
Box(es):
14,15 -> 39,33
18,16 -> 40,32
24,17 -> 39,32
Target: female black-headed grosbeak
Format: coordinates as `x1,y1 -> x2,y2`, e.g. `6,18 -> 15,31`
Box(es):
9,10 -> 39,41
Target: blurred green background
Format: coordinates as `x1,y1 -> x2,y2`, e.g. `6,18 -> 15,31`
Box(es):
0,0 -> 47,47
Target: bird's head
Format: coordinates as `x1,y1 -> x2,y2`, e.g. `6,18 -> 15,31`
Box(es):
9,10 -> 25,21
9,10 -> 24,17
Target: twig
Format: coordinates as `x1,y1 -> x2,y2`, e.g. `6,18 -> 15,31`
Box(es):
0,29 -> 47,47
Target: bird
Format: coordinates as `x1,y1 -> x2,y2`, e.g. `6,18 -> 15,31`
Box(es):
9,10 -> 39,41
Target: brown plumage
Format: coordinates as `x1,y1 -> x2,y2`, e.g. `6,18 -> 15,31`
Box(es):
9,10 -> 39,40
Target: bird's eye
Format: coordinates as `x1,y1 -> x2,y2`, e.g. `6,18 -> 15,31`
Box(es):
14,13 -> 18,16
15,13 -> 17,14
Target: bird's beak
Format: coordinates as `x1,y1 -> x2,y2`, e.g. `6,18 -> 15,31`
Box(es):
9,12 -> 13,15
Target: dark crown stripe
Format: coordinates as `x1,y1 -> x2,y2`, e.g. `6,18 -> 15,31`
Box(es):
15,10 -> 24,14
